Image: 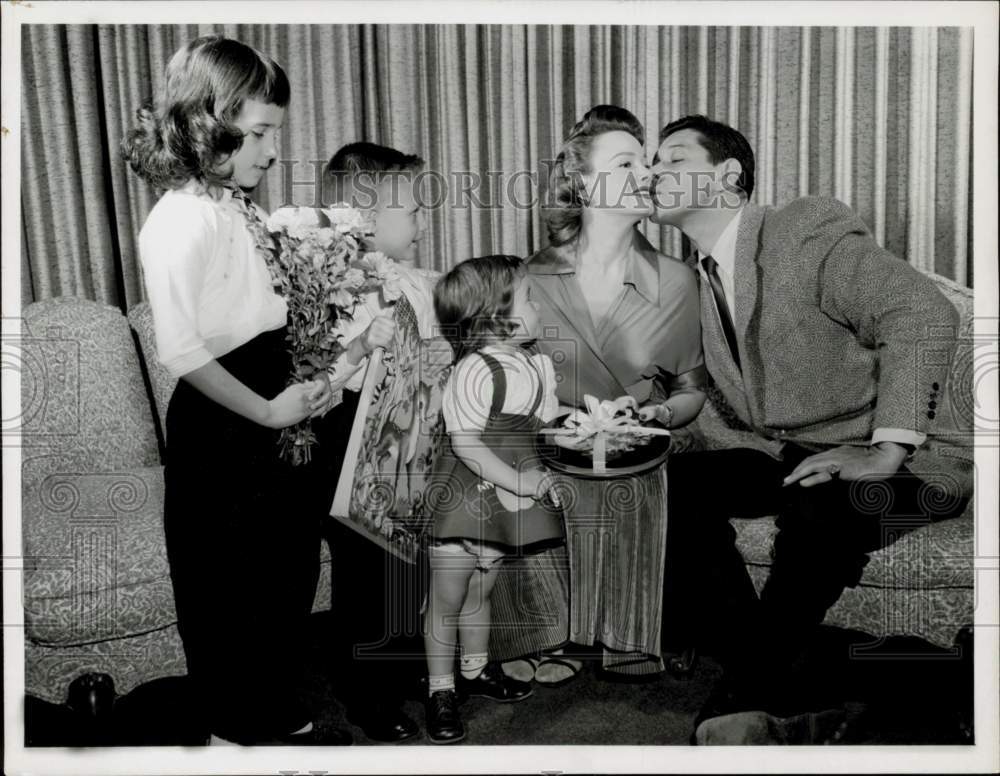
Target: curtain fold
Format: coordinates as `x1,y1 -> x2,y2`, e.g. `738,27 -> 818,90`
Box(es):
21,23 -> 975,310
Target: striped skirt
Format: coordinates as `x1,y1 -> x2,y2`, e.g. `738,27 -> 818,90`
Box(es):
489,463 -> 669,675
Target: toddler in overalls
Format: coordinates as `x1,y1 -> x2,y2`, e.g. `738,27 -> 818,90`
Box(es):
422,255 -> 564,744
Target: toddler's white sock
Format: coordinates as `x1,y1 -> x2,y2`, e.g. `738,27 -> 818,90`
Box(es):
428,673 -> 455,697
460,652 -> 489,680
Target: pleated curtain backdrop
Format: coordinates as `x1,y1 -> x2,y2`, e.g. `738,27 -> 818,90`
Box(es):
20,24 -> 974,310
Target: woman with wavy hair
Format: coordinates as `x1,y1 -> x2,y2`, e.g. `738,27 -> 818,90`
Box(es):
509,105 -> 707,680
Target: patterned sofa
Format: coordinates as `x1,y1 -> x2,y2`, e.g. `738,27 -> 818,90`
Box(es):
20,297 -> 332,705
686,271 -> 976,652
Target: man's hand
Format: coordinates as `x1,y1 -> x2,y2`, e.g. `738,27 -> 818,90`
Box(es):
783,442 -> 909,488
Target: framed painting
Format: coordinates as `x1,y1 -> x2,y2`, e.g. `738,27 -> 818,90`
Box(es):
330,293 -> 450,564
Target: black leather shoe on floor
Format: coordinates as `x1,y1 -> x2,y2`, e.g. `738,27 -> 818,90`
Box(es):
424,690 -> 465,744
665,646 -> 699,678
457,662 -> 533,703
347,705 -> 419,743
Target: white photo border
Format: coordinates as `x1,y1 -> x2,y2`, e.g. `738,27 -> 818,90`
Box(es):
3,2 -> 998,774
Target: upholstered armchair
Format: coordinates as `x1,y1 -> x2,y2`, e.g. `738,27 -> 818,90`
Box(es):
20,297 -> 332,705
21,298 -> 184,704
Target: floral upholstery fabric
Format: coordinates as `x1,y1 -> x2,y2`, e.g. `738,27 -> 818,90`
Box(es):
734,501 -> 974,590
22,298 -> 161,469
692,272 -> 975,650
24,625 -> 189,705
22,460 -> 174,644
744,563 -> 972,650
127,302 -> 175,441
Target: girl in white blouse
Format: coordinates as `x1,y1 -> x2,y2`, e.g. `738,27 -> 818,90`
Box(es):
122,34 -> 347,747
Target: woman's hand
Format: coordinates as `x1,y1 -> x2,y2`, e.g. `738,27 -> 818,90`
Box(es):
264,381 -> 321,429
637,401 -> 674,428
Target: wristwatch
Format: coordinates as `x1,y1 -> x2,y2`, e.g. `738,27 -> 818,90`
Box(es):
658,402 -> 675,428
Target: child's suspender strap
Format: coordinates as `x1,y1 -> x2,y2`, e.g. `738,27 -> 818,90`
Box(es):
476,350 -> 544,421
476,351 -> 508,421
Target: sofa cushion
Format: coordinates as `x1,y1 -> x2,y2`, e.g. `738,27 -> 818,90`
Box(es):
733,509 -> 974,591
21,459 -> 176,645
743,563 -> 972,650
22,298 -> 160,468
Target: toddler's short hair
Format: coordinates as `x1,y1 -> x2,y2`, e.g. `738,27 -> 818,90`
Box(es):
434,255 -> 526,362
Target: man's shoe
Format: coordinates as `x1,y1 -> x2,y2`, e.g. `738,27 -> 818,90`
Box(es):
424,690 -> 465,744
457,662 -> 533,703
692,707 -> 849,745
692,678 -> 753,731
346,705 -> 419,743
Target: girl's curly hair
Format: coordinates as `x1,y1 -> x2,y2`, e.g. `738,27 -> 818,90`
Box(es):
121,34 -> 290,192
542,104 -> 645,248
433,255 -> 527,363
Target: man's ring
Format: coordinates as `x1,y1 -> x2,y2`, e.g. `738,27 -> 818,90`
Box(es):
827,463 -> 841,478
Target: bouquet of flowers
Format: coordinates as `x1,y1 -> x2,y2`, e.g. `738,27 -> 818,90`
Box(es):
254,204 -> 402,465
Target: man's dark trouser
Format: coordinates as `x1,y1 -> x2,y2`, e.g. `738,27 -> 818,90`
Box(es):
662,444 -> 967,713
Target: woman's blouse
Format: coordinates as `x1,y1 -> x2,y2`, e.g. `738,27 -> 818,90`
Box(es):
139,181 -> 287,378
442,346 -> 559,433
526,234 -> 702,406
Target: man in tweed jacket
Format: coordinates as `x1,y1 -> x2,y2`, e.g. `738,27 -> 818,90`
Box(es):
648,115 -> 965,742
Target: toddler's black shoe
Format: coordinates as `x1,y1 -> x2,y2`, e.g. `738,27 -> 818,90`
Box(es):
457,661 -> 533,703
425,690 -> 465,744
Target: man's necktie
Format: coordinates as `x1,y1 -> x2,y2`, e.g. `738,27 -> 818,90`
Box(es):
701,255 -> 741,370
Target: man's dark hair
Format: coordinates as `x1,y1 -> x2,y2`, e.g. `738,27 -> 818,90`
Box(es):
659,115 -> 755,199
323,141 -> 424,207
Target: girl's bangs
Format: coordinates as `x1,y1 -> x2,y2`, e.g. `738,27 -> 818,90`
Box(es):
246,56 -> 291,108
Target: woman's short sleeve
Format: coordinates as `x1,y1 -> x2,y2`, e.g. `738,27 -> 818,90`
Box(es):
441,354 -> 494,433
139,195 -> 216,377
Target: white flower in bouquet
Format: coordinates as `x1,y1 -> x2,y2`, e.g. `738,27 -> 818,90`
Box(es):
323,204 -> 373,234
265,205 -> 325,233
356,251 -> 403,303
341,267 -> 368,292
